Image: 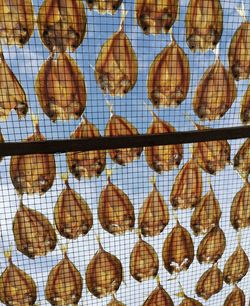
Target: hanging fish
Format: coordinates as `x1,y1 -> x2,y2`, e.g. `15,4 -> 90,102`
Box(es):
37,0 -> 87,52
104,113 -> 143,165
135,0 -> 179,35
228,19 -> 250,80
234,138 -> 250,180
147,32 -> 190,107
230,181 -> 250,230
0,0 -> 35,47
145,113 -> 183,173
10,116 -> 56,195
85,0 -> 123,15
170,159 -> 202,209
66,117 -> 106,179
192,124 -> 231,174
35,52 -> 86,122
54,176 -> 93,239
0,51 -> 28,121
193,59 -> 237,120
240,84 -> 250,124
223,243 -> 249,284
13,201 -> 57,259
130,234 -> 159,282
45,246 -> 83,305
177,284 -> 203,306
0,251 -> 37,306
95,9 -> 138,96
185,0 -> 223,52
223,286 -> 246,306
138,178 -> 169,237
107,295 -> 126,306
195,264 -> 223,300
98,175 -> 135,235
162,219 -> 194,274
196,226 -> 226,264
85,239 -> 123,298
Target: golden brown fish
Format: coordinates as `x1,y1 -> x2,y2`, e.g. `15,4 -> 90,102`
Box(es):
54,177 -> 93,239
10,117 -> 56,195
145,113 -> 183,173
107,295 -> 126,306
135,0 -> 179,35
45,249 -> 83,305
98,176 -> 135,235
86,0 -> 123,15
105,113 -> 143,165
170,159 -> 202,209
193,59 -> 237,120
0,0 -> 35,47
66,117 -> 106,179
37,0 -> 87,52
13,201 -> 57,259
228,21 -> 250,80
162,220 -> 194,274
0,51 -> 28,120
85,239 -> 123,298
240,84 -> 250,124
177,286 -> 203,306
192,124 -> 231,174
234,138 -> 250,180
147,34 -> 190,107
95,11 -> 138,96
223,286 -> 246,306
185,0 -> 223,52
35,52 -> 86,122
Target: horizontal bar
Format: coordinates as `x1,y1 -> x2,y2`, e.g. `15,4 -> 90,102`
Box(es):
0,125 -> 249,157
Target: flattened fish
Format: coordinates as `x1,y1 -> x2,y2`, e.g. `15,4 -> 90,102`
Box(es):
35,52 -> 86,122
67,117 -> 106,179
147,34 -> 190,107
135,0 -> 179,35
178,286 -> 203,306
107,295 -> 126,306
185,0 -> 223,52
37,0 -> 87,52
0,51 -> 28,121
0,0 -> 35,47
223,286 -> 246,306
234,138 -> 250,180
240,84 -> 250,124
193,59 -> 237,120
143,279 -> 174,306
85,0 -> 123,15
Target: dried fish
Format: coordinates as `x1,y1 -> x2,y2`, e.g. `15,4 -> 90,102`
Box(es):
13,202 -> 57,259
193,59 -> 237,120
230,181 -> 250,230
0,130 -> 4,163
130,234 -> 159,282
162,220 -> 194,274
177,285 -> 203,306
37,0 -> 87,52
138,179 -> 169,237
234,138 -> 250,180
195,264 -> 223,300
192,124 -> 231,174
185,0 -> 223,52
228,21 -> 250,80
66,117 -> 106,179
0,0 -> 35,47
45,248 -> 83,305
145,113 -> 183,173
54,177 -> 93,239
170,159 -> 202,209
0,51 -> 28,120
105,114 -> 143,165
223,286 -> 245,306
86,0 -> 123,15
191,185 -> 221,235
95,9 -> 138,96
107,295 -> 126,306
240,84 -> 250,124
135,0 -> 179,35
147,33 -> 190,107
85,239 -> 123,298
143,279 -> 174,306
35,52 -> 86,122
196,226 -> 226,264
0,252 -> 37,306
223,244 -> 249,284
10,117 -> 56,195
98,176 -> 135,235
